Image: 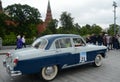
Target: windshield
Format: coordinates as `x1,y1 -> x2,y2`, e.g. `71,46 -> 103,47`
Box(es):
32,38 -> 47,49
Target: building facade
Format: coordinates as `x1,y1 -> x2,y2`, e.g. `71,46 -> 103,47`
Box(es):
37,0 -> 53,34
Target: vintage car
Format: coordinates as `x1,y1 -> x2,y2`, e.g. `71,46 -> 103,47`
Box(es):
3,34 -> 107,81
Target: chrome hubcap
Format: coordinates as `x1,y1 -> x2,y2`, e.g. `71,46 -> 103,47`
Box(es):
96,56 -> 101,64
45,66 -> 54,76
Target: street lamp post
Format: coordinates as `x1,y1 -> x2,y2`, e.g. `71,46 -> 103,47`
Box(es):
113,1 -> 117,35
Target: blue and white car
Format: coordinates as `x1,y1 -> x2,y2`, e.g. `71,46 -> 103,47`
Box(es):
3,34 -> 107,81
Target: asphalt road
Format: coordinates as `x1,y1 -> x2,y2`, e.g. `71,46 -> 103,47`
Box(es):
0,50 -> 120,82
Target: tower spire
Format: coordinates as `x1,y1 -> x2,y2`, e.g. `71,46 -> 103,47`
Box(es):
47,0 -> 51,12
37,0 -> 53,34
45,0 -> 52,23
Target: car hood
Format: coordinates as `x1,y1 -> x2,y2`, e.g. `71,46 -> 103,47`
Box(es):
86,44 -> 107,51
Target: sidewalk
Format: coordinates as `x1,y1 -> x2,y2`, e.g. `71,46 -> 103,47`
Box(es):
0,46 -> 15,55
0,49 -> 14,55
0,45 -> 30,55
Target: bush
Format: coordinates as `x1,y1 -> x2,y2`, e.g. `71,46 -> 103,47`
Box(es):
2,32 -> 34,46
26,38 -> 34,45
3,38 -> 34,46
3,38 -> 16,46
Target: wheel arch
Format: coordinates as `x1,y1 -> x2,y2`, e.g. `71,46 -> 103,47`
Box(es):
100,53 -> 106,58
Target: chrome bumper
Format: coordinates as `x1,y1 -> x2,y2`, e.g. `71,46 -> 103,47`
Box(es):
3,60 -> 22,76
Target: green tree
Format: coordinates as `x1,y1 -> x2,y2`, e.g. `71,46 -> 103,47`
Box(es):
40,19 -> 58,36
80,24 -> 102,36
41,28 -> 52,36
57,27 -> 63,34
91,24 -> 102,35
72,23 -> 81,34
0,26 -> 5,38
74,23 -> 81,30
59,12 -> 74,33
80,24 -> 91,36
5,4 -> 41,24
0,13 -> 9,38
4,4 -> 42,37
46,19 -> 58,34
27,24 -> 38,37
108,24 -> 120,35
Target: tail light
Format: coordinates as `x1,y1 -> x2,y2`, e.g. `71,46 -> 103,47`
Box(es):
6,53 -> 10,57
13,58 -> 19,66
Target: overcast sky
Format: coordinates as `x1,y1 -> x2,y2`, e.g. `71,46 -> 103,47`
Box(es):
2,0 -> 120,28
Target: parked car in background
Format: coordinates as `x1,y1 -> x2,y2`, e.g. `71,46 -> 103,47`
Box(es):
3,34 -> 107,81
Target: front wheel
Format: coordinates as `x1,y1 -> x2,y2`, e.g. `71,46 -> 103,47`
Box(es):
40,65 -> 58,81
93,54 -> 103,67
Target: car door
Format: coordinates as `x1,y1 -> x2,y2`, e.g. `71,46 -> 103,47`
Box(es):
54,38 -> 78,67
72,37 -> 88,63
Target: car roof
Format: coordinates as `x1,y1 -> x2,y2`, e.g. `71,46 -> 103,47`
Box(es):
39,34 -> 81,50
41,34 -> 81,41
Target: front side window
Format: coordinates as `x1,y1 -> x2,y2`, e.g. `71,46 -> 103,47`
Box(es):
73,38 -> 85,47
32,38 -> 47,49
55,38 -> 72,49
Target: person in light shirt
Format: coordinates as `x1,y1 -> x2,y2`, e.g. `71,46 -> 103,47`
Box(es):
22,35 -> 26,48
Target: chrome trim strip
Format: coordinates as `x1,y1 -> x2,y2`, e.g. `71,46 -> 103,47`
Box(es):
6,65 -> 22,76
62,61 -> 94,69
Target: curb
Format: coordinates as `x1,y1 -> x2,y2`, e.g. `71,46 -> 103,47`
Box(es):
0,53 -> 7,55
0,49 -> 14,55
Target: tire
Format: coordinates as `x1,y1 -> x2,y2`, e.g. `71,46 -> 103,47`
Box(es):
41,65 -> 58,81
93,54 -> 103,67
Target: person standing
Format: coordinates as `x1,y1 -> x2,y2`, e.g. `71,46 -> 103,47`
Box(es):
106,34 -> 111,50
118,35 -> 120,49
22,35 -> 26,48
97,33 -> 103,46
113,35 -> 119,49
15,35 -> 23,49
90,34 -> 97,45
103,34 -> 107,46
86,35 -> 91,43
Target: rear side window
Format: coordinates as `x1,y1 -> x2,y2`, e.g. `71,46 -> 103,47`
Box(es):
55,38 -> 72,49
32,38 -> 47,49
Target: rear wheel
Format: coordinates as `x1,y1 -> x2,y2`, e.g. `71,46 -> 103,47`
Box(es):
41,65 -> 58,81
93,54 -> 103,67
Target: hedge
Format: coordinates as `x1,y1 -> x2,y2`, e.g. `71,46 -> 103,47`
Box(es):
3,38 -> 34,46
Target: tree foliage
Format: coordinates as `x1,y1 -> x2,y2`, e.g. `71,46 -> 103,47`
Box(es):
41,19 -> 58,36
107,24 -> 120,35
80,24 -> 91,35
91,24 -> 102,34
58,12 -> 103,36
72,23 -> 81,34
81,24 -> 102,36
4,4 -> 41,24
46,19 -> 58,34
59,12 -> 74,33
3,4 -> 42,38
0,13 -> 10,38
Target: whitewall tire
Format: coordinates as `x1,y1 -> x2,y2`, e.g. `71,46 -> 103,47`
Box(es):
93,54 -> 103,67
41,65 -> 58,81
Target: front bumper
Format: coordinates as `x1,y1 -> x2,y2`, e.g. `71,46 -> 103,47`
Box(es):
3,60 -> 22,76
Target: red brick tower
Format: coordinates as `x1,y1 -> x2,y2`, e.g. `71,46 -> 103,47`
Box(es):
45,0 -> 52,24
37,0 -> 53,34
0,0 -> 3,13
